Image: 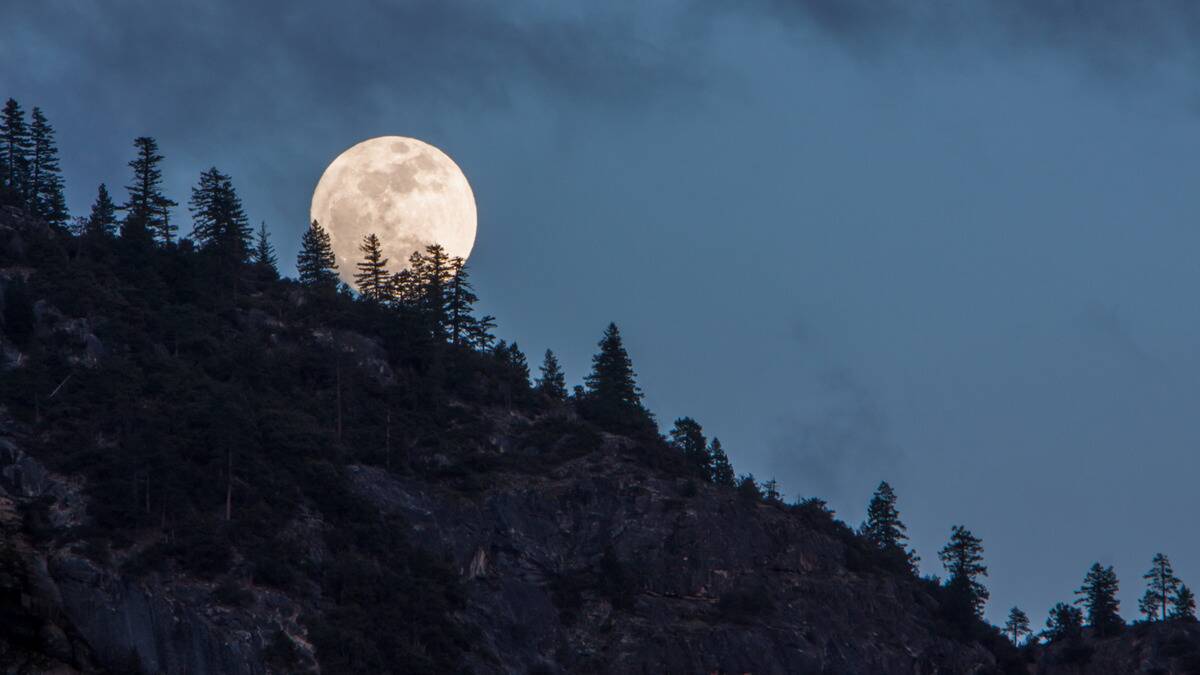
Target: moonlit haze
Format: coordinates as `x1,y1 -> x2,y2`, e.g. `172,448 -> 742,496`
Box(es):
310,136 -> 477,283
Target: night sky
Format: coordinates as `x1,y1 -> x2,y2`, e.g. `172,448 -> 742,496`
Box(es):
6,1 -> 1200,627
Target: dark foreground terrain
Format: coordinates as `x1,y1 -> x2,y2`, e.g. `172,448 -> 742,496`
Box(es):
2,206 -> 1199,674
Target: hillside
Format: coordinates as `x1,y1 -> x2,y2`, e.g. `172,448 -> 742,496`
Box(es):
0,204 -> 1195,674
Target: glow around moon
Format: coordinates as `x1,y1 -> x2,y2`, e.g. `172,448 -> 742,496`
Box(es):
310,136 -> 477,284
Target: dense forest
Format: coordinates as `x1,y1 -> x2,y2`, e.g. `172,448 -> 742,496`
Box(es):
2,97 -> 1199,673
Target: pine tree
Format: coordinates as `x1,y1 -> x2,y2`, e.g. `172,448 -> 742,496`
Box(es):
1004,607 -> 1031,645
669,417 -> 713,479
0,99 -> 31,206
1076,563 -> 1123,637
582,323 -> 651,431
188,167 -> 250,259
536,349 -> 567,401
861,481 -> 919,573
1043,602 -> 1083,642
1140,553 -> 1181,622
761,478 -> 782,503
709,438 -> 736,487
297,220 -> 338,289
251,221 -> 278,277
446,256 -> 479,345
86,184 -> 118,237
409,244 -> 453,335
470,314 -> 497,351
736,473 -> 762,502
1171,585 -> 1197,621
354,233 -> 390,301
390,269 -> 418,305
938,525 -> 989,620
28,107 -> 67,225
121,137 -> 176,244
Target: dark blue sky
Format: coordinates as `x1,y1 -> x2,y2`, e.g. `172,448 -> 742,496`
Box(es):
6,1 -> 1200,626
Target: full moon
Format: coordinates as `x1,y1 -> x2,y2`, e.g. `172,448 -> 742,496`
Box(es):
310,136 -> 477,284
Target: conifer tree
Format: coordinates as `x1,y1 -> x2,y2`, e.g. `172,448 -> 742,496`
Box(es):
939,525 -> 989,619
470,314 -> 497,351
861,481 -> 919,572
1042,602 -> 1083,642
28,107 -> 67,225
1,99 -> 31,207
536,349 -> 568,401
582,323 -> 651,430
354,233 -> 390,301
736,473 -> 762,502
446,256 -> 479,345
709,438 -> 736,487
669,417 -> 713,479
761,478 -> 782,503
86,184 -> 118,237
297,220 -> 338,289
409,244 -> 453,335
1004,606 -> 1031,645
1076,563 -> 1123,637
390,268 -> 418,305
188,167 -> 250,258
121,136 -> 176,244
251,221 -> 278,277
1140,553 -> 1181,622
1172,585 -> 1197,621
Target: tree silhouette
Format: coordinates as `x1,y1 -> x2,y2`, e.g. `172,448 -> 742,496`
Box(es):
669,417 -> 712,479
709,438 -> 735,487
251,221 -> 278,278
354,233 -> 390,301
1042,602 -> 1083,643
86,184 -> 118,238
1,98 -> 31,207
536,349 -> 567,402
581,323 -> 652,432
1140,553 -> 1181,622
938,525 -> 988,620
28,107 -> 67,225
121,136 -> 176,244
861,481 -> 919,573
408,244 -> 453,336
446,256 -> 479,345
189,167 -> 251,260
1172,585 -> 1197,621
1004,606 -> 1031,645
1076,563 -> 1122,637
297,220 -> 338,289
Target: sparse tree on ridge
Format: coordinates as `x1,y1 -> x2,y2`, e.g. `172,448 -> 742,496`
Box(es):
761,478 -> 782,504
1004,606 -> 1031,646
1140,553 -> 1181,622
1,98 -> 31,206
297,219 -> 338,289
581,322 -> 653,432
188,167 -> 251,259
28,107 -> 67,225
536,349 -> 567,402
709,438 -> 735,487
1076,563 -> 1123,637
939,525 -> 989,620
86,184 -> 118,238
122,136 -> 176,244
446,256 -> 479,345
408,244 -> 453,335
251,221 -> 278,277
354,233 -> 390,301
861,481 -> 919,573
669,417 -> 712,479
1042,602 -> 1083,643
1172,585 -> 1197,621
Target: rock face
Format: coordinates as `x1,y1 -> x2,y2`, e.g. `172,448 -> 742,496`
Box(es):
348,440 -> 995,674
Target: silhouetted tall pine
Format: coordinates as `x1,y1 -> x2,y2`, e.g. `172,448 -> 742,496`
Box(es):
354,233 -> 390,301
251,221 -> 278,278
297,220 -> 338,289
1172,585 -> 1197,621
86,184 -> 118,238
536,349 -> 567,401
121,137 -> 176,244
446,256 -> 479,345
188,167 -> 251,260
1,98 -> 31,207
669,417 -> 713,479
861,481 -> 918,573
28,107 -> 67,225
408,244 -> 453,336
1076,563 -> 1122,637
709,438 -> 735,487
581,323 -> 652,433
1042,602 -> 1083,643
1004,607 -> 1031,645
939,525 -> 989,621
1140,553 -> 1180,622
